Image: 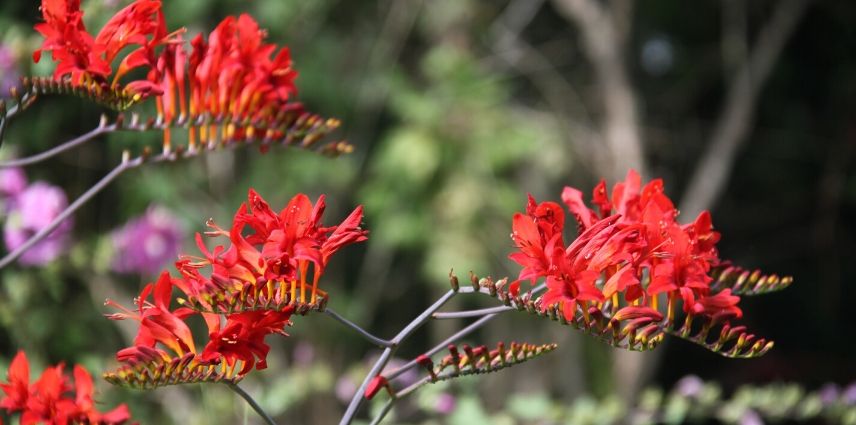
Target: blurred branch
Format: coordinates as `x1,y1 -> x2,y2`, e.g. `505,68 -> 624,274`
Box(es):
324,308 -> 394,348
680,0 -> 812,218
226,382 -> 277,425
551,0 -> 646,179
0,117 -> 115,168
488,0 -> 604,174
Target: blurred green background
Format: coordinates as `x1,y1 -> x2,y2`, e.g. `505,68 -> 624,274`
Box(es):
0,0 -> 854,423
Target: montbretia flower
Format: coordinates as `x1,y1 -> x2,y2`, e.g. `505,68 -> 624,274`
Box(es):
104,271 -> 294,389
33,0 -> 109,83
104,190 -> 366,388
33,0 -> 167,96
506,170 -> 790,357
511,170 -> 733,321
27,0 -> 350,153
175,189 -> 367,314
0,351 -> 132,424
150,13 -> 307,151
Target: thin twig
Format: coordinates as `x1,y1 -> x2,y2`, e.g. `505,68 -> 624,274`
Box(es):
368,398 -> 396,425
391,290 -> 457,344
383,313 -> 499,382
679,0 -> 812,218
226,382 -> 277,425
340,290 -> 458,425
324,308 -> 393,348
433,305 -> 514,319
0,159 -> 135,269
340,347 -> 393,425
0,123 -> 116,168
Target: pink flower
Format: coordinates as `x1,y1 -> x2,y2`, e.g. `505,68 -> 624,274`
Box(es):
3,182 -> 72,265
111,205 -> 183,275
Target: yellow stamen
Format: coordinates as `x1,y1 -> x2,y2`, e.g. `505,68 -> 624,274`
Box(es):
667,293 -> 675,324
310,267 -> 321,304
290,279 -> 297,305
651,293 -> 659,311
299,261 -> 309,303
612,293 -> 619,314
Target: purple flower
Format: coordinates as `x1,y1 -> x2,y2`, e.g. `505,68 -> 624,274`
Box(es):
675,375 -> 704,398
3,182 -> 72,265
818,383 -> 840,406
0,167 -> 27,200
111,206 -> 183,275
434,393 -> 456,414
843,382 -> 856,405
739,409 -> 764,425
0,45 -> 20,97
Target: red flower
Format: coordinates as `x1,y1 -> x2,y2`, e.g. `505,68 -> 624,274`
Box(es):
72,366 -> 132,425
0,351 -> 30,412
33,0 -> 109,82
182,189 -> 367,310
144,13 -> 305,149
509,169 -> 746,324
198,308 -> 294,374
106,272 -> 197,360
0,351 -> 132,425
106,191 -> 366,388
95,1 -> 165,68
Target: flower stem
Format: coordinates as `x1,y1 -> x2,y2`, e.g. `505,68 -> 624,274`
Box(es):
324,308 -> 393,348
339,290 -> 457,425
226,382 -> 277,425
0,122 -> 116,168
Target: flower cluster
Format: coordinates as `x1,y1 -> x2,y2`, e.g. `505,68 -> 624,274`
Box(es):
33,0 -> 346,156
105,189 -> 367,389
1,167 -> 72,266
0,351 -> 132,424
34,0 -> 168,93
510,170 -> 741,325
150,13 -> 300,150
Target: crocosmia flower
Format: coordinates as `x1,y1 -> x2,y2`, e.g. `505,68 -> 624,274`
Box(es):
175,189 -> 367,313
3,182 -> 73,265
511,170 -> 736,322
507,170 -> 788,357
33,0 -> 169,96
111,205 -> 183,275
104,190 -> 367,389
0,351 -> 132,424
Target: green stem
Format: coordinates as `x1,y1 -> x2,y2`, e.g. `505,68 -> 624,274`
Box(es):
227,382 -> 277,425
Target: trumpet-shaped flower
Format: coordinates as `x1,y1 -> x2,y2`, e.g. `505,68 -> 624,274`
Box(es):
0,351 -> 132,424
105,190 -> 366,389
510,170 -> 743,323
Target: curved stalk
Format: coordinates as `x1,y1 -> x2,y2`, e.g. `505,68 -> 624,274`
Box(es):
226,382 -> 277,425
325,308 -> 394,348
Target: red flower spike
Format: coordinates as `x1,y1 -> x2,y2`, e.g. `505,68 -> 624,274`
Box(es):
0,351 -> 133,424
505,170 -> 790,357
34,0 -> 109,83
424,342 -> 558,384
177,189 -> 367,313
106,191 -> 365,389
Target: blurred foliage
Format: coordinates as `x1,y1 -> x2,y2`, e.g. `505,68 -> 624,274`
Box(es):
0,0 -> 854,423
